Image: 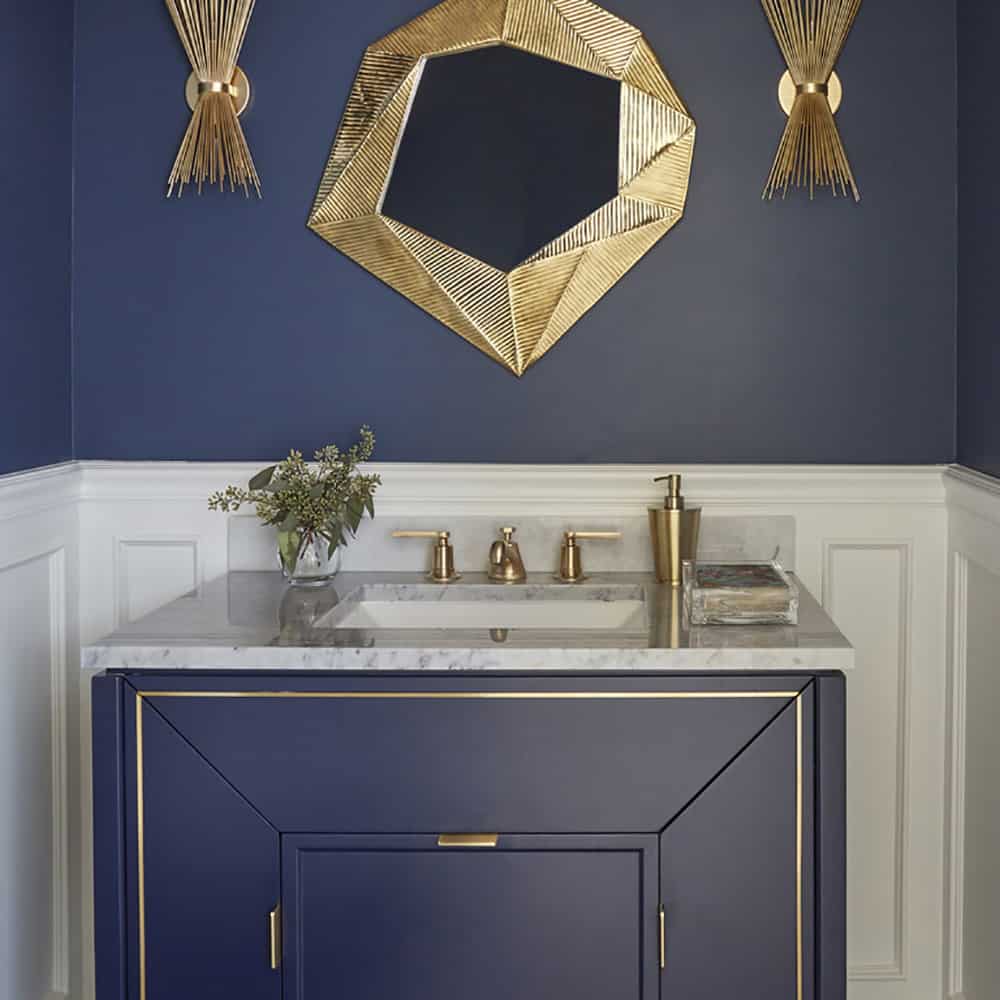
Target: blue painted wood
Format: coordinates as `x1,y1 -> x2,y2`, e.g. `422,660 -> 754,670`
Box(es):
127,694 -> 281,1000
92,676 -> 128,1000
145,673 -> 805,832
659,696 -> 808,999
92,671 -> 845,1000
816,676 -> 847,1000
282,834 -> 658,1000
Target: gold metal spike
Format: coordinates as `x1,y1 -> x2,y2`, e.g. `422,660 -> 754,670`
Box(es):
307,0 -> 695,375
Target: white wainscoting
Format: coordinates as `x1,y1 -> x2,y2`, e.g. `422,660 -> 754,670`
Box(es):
944,467 -> 1000,1000
2,460 -> 961,1000
0,463 -> 79,1000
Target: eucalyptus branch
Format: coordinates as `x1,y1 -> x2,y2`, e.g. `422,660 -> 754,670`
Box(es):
208,426 -> 381,556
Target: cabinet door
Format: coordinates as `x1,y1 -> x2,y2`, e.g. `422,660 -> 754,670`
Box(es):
124,694 -> 281,1000
281,834 -> 659,1000
659,693 -> 815,1000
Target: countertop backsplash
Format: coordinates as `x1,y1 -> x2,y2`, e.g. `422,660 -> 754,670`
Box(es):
227,514 -> 796,575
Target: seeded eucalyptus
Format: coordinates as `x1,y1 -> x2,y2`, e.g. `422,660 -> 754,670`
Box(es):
208,427 -> 381,572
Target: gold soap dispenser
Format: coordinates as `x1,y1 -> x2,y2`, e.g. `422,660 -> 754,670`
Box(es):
648,474 -> 701,585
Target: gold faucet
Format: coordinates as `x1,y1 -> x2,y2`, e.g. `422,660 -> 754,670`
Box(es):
488,526 -> 526,583
557,530 -> 622,583
392,530 -> 460,583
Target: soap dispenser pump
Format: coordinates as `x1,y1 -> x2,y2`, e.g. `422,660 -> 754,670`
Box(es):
648,474 -> 701,585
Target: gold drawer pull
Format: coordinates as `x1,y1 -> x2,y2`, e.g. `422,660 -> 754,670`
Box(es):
269,905 -> 281,970
437,833 -> 499,848
658,903 -> 665,970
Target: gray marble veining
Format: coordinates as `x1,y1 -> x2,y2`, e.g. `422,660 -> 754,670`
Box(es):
83,570 -> 853,673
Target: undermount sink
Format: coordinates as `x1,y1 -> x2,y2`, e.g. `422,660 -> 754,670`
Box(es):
318,583 -> 647,632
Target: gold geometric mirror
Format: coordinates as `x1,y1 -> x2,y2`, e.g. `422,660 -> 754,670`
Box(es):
308,0 -> 695,376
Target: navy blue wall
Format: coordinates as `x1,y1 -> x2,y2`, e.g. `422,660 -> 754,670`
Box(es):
958,4 -> 1000,479
1,0 -> 74,475
73,0 -> 957,463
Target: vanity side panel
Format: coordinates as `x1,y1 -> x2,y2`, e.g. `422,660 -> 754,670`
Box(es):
92,674 -> 128,1000
816,674 -> 847,1000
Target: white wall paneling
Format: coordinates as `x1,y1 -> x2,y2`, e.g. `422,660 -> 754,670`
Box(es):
944,467 -> 1000,1000
0,464 -> 79,1000
825,543 -> 911,981
1,460 -> 963,1000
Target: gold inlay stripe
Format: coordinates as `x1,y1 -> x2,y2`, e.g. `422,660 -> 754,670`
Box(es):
796,695 -> 803,1000
135,693 -> 147,1000
137,690 -> 801,699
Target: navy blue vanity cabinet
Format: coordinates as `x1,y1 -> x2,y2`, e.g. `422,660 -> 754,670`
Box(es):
92,672 -> 845,1000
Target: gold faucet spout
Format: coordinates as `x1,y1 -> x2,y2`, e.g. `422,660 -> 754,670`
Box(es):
487,526 -> 527,583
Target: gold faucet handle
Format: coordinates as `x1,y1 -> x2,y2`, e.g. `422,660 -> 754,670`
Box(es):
500,526 -> 516,541
391,530 -> 458,583
559,530 -> 621,583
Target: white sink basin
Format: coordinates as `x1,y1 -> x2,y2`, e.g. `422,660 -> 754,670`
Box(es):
320,584 -> 647,632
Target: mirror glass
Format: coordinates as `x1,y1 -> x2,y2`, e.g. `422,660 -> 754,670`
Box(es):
382,45 -> 620,272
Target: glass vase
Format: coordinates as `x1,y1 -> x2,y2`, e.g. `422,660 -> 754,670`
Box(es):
277,529 -> 341,586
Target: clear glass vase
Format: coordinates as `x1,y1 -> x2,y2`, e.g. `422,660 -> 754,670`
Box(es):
277,529 -> 341,586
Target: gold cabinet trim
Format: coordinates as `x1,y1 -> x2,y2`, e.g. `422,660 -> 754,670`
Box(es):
133,688 -> 805,1000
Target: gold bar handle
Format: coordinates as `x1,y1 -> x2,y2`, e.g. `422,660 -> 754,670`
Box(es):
269,905 -> 281,970
658,903 -> 665,970
437,833 -> 499,848
393,531 -> 458,582
558,531 -> 622,582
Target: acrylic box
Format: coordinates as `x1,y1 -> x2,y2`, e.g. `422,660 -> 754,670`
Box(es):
683,560 -> 799,626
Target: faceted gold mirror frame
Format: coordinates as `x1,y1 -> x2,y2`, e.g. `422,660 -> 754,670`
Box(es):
307,0 -> 696,376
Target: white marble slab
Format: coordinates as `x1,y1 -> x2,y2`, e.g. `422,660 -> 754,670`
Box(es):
83,570 -> 854,673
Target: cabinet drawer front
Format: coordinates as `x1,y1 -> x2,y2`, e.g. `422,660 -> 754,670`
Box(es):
137,674 -> 809,832
282,834 -> 658,1000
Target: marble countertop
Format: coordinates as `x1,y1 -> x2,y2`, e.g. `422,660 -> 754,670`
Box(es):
83,571 -> 854,673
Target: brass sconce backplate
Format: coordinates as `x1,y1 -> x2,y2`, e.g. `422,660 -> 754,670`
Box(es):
778,70 -> 841,116
184,67 -> 251,117
307,0 -> 696,376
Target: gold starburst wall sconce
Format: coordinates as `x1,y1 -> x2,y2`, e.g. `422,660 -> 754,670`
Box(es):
308,0 -> 696,376
761,0 -> 861,201
165,0 -> 260,197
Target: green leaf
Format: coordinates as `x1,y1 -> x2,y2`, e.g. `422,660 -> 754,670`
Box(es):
277,529 -> 301,573
249,465 -> 277,491
364,494 -> 375,519
348,496 -> 365,523
279,512 -> 299,533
